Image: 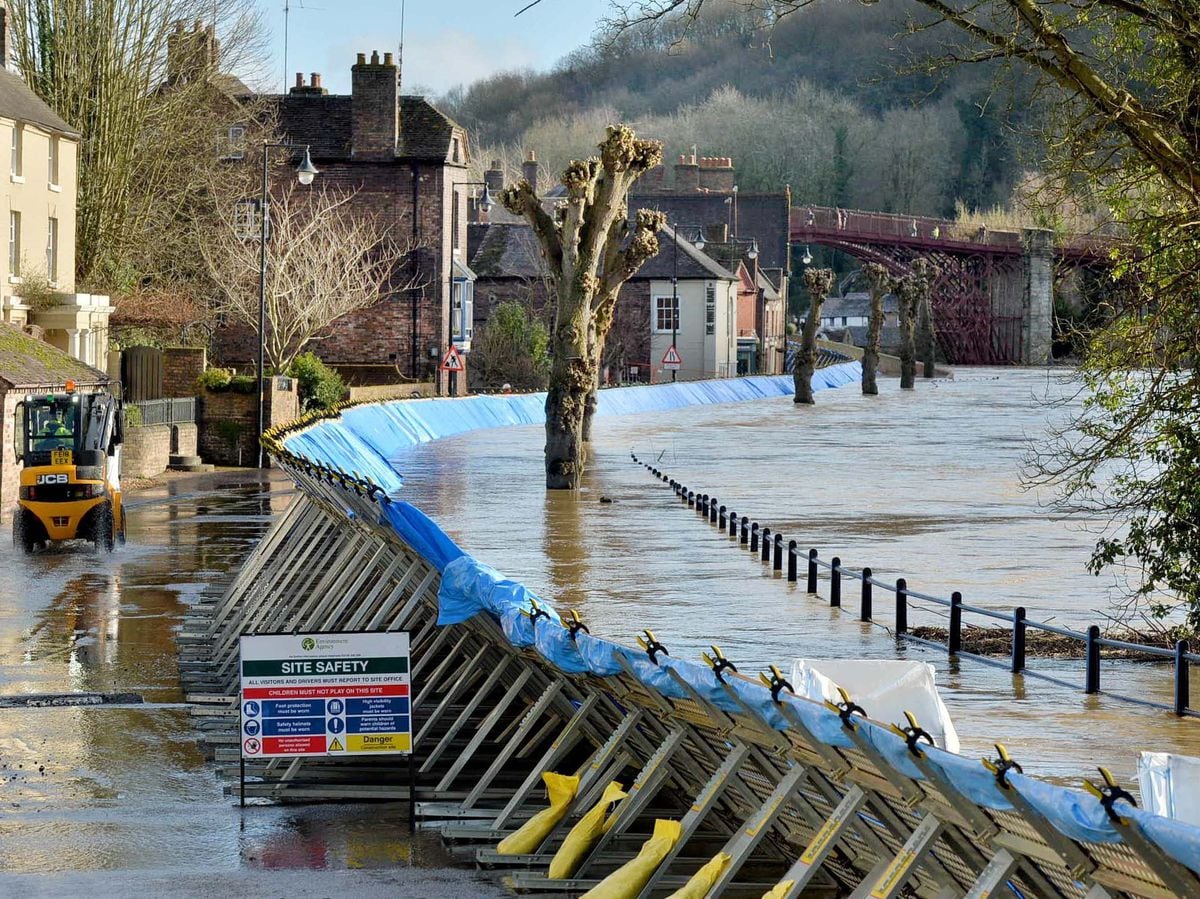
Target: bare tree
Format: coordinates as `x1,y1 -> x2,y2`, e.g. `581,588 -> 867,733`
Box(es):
201,187 -> 417,372
862,263 -> 889,396
8,0 -> 270,288
918,286 -> 937,378
502,125 -> 665,489
793,268 -> 833,405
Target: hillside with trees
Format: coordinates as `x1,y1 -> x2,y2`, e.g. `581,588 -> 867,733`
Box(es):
444,0 -> 1042,217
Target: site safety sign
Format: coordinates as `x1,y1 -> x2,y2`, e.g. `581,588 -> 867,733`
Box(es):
239,632 -> 411,759
661,344 -> 683,370
440,345 -> 465,372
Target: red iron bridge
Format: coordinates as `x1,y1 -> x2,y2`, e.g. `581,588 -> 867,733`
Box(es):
790,205 -> 1115,365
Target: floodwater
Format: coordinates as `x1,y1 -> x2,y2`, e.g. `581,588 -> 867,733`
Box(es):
0,471 -> 502,896
395,369 -> 1200,783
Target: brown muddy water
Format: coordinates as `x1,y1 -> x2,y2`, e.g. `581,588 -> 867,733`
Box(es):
395,369 -> 1200,784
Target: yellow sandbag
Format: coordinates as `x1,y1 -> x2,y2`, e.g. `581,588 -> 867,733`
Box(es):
761,880 -> 796,899
582,818 -> 683,899
665,852 -> 732,899
496,771 -> 579,855
548,781 -> 628,879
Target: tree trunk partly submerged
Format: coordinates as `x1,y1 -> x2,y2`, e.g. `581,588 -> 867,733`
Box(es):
794,268 -> 835,404
897,257 -> 937,389
862,263 -> 889,395
502,127 -> 665,488
918,285 -> 937,378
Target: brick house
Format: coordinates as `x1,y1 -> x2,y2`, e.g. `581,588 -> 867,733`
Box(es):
0,322 -> 107,511
213,51 -> 475,393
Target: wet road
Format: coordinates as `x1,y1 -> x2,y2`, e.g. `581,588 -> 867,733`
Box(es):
395,369 -> 1200,783
0,470 -> 502,896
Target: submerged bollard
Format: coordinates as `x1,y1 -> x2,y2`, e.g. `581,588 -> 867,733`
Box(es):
688,490 -> 695,508
729,511 -> 738,537
773,534 -> 783,572
895,578 -> 908,634
740,516 -> 749,545
949,592 -> 963,655
761,528 -> 772,562
1176,640 -> 1190,716
806,549 -> 818,594
787,541 -> 798,582
861,567 -> 873,622
750,523 -> 759,552
1011,605 -> 1025,673
719,505 -> 727,528
709,498 -> 718,524
831,557 -> 841,607
1085,625 -> 1101,694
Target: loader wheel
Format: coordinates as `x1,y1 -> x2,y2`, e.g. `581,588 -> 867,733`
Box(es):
13,509 -> 35,554
93,504 -> 115,553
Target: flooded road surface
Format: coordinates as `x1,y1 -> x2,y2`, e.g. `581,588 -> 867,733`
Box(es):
0,470 -> 502,896
396,369 -> 1200,783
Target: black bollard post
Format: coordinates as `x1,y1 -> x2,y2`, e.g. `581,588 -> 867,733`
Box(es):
861,567 -> 873,622
806,549 -> 818,594
1085,625 -> 1101,694
949,592 -> 963,655
895,578 -> 908,634
687,490 -> 695,508
710,498 -> 718,524
787,541 -> 798,582
1176,640 -> 1190,716
740,516 -> 749,545
773,534 -> 783,572
750,523 -> 759,552
830,557 -> 841,607
729,512 -> 738,537
719,505 -> 727,528
761,528 -> 772,562
1011,606 -> 1026,673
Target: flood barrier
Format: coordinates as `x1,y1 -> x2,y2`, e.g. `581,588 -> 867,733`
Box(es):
179,368 -> 1200,897
632,458 -> 1198,719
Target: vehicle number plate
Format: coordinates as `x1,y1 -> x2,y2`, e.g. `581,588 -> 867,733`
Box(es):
51,449 -> 72,466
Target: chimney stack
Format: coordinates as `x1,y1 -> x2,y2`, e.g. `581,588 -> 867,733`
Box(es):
698,156 -> 735,193
674,154 -> 700,192
0,6 -> 13,71
639,163 -> 666,194
289,71 -> 328,96
522,150 -> 538,192
484,159 -> 505,194
351,49 -> 400,160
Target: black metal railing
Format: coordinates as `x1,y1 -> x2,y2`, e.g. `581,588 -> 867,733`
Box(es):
127,397 -> 198,427
634,455 -> 1198,718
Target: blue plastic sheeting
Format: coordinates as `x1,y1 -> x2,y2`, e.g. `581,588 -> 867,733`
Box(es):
382,502 -> 466,573
1126,803 -> 1200,874
1009,773 -> 1120,844
282,363 -> 862,487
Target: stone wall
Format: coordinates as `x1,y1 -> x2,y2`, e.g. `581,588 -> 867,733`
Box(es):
121,423 -> 196,479
0,391 -> 20,514
162,347 -> 206,398
198,378 -> 299,466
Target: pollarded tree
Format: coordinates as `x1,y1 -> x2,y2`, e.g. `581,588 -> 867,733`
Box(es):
502,125 -> 665,490
793,268 -> 834,405
201,186 -> 417,373
894,257 -> 936,389
862,263 -> 890,396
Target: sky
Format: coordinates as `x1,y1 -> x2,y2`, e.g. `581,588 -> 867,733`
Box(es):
247,0 -> 612,97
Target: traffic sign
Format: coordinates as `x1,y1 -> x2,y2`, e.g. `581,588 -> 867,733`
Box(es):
440,345 -> 465,372
662,344 -> 683,371
239,632 -> 412,759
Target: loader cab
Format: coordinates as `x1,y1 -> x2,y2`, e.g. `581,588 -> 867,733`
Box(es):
14,389 -> 122,471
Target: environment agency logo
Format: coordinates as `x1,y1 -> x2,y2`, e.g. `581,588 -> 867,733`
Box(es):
301,637 -> 316,651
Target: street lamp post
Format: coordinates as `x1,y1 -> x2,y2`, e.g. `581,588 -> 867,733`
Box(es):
445,183 -> 496,397
257,142 -> 319,468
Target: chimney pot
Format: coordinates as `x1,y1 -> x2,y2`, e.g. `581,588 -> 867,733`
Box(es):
356,52 -> 366,64
295,72 -> 304,88
312,73 -> 321,87
370,50 -> 380,64
384,51 -> 393,65
490,158 -> 502,169
526,149 -> 536,162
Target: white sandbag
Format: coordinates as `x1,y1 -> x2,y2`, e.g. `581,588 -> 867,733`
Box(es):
790,658 -> 960,753
1137,752 -> 1200,825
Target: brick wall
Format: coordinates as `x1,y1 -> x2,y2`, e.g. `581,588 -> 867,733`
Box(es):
198,379 -> 299,466
122,423 -> 199,478
162,347 -> 206,398
0,391 -> 19,513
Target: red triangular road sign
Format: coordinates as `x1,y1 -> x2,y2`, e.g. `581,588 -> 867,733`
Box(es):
440,345 -> 465,372
661,344 -> 683,367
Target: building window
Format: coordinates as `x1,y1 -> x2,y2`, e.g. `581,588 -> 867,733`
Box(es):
451,136 -> 462,163
221,126 -> 246,160
9,211 -> 20,276
47,217 -> 58,282
11,125 -> 23,178
705,283 -> 715,335
48,137 -> 60,186
654,295 -> 678,333
452,190 -> 460,251
452,279 -> 474,344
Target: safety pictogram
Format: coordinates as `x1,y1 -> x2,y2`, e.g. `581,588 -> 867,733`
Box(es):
440,345 -> 465,372
661,344 -> 683,370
